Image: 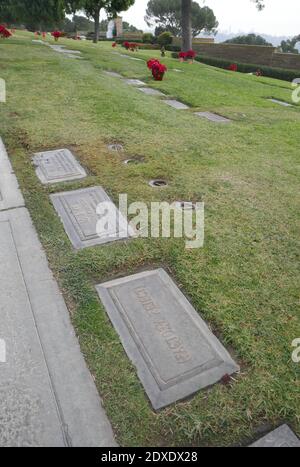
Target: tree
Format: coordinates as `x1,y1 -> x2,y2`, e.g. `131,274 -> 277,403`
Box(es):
181,0 -> 265,52
0,0 -> 65,29
224,33 -> 272,46
20,0 -> 65,30
145,0 -> 218,38
280,35 -> 300,54
0,0 -> 20,25
81,0 -> 134,43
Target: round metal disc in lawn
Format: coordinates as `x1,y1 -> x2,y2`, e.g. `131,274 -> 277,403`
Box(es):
123,158 -> 143,165
108,144 -> 124,152
149,180 -> 168,188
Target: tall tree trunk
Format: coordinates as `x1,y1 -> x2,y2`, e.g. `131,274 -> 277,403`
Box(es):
181,0 -> 192,51
93,8 -> 101,44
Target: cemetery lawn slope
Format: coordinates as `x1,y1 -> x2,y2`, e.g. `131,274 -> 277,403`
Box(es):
0,32 -> 299,447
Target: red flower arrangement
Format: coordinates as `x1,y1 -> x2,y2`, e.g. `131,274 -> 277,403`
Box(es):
0,25 -> 12,39
228,63 -> 238,72
186,49 -> 196,60
112,42 -> 117,48
147,58 -> 167,81
123,41 -> 138,51
51,30 -> 62,42
179,50 -> 196,62
256,69 -> 262,77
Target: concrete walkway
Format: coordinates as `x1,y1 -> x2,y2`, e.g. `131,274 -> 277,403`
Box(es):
0,138 -> 116,447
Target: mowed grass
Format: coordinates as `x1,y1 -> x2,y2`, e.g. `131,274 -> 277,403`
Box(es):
0,32 -> 299,447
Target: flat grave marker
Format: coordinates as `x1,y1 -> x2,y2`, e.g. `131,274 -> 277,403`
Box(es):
251,425 -> 300,448
269,98 -> 292,107
96,269 -> 240,410
104,71 -> 122,78
124,79 -> 146,86
33,149 -> 87,184
51,186 -> 134,249
138,88 -> 166,97
195,112 -> 231,123
163,100 -> 189,110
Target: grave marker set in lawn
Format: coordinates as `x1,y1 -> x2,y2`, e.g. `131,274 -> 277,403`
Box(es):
195,112 -> 231,123
164,100 -> 190,110
51,187 -> 134,249
268,98 -> 293,107
124,79 -> 146,86
138,88 -> 166,97
250,425 -> 300,448
96,269 -> 240,410
33,148 -> 87,184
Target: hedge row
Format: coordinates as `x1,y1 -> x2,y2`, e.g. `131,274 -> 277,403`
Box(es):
169,50 -> 300,82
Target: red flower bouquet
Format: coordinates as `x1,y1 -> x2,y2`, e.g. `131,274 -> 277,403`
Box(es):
0,25 -> 12,39
228,63 -> 238,72
147,58 -> 167,81
186,49 -> 196,62
123,41 -> 130,50
179,51 -> 187,62
51,30 -> 62,42
112,42 -> 117,48
147,58 -> 160,70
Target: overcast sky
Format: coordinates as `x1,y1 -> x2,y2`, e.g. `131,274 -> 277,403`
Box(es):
117,0 -> 299,37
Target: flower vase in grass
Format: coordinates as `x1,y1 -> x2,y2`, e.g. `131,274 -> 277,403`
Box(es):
186,49 -> 196,63
179,51 -> 187,62
229,63 -> 238,72
0,25 -> 11,39
147,59 -> 167,81
52,31 -> 62,42
112,42 -> 117,48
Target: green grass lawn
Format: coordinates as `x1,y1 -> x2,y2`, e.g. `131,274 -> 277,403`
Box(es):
0,31 -> 299,447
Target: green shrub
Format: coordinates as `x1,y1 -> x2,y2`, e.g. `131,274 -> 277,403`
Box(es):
157,32 -> 173,47
169,50 -> 300,82
138,44 -> 160,50
166,45 -> 181,53
142,33 -> 155,44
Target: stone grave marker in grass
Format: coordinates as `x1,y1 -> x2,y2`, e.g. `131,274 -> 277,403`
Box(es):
268,98 -> 293,107
124,79 -> 146,86
33,149 -> 87,185
163,100 -> 189,110
194,112 -> 231,123
96,269 -> 240,410
250,425 -> 300,448
104,71 -> 122,78
50,187 -> 134,249
138,88 -> 166,97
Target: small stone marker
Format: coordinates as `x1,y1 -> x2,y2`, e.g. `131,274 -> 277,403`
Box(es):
269,98 -> 292,107
195,112 -> 231,123
251,425 -> 300,448
51,186 -> 134,249
104,71 -> 122,78
124,79 -> 146,86
163,100 -> 189,110
138,88 -> 166,97
33,149 -> 87,184
96,269 -> 239,410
